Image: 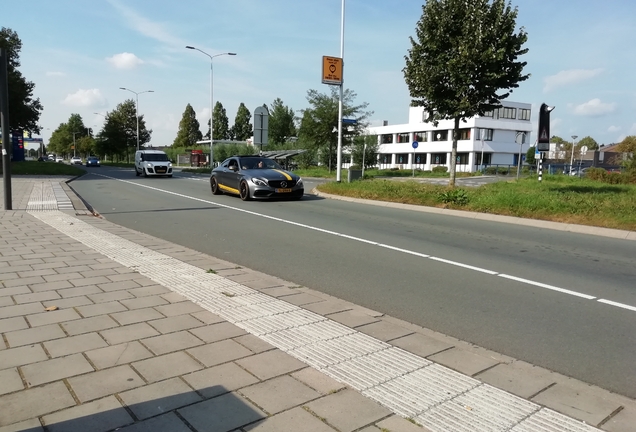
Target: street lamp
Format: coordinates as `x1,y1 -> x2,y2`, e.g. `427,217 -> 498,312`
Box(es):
186,46 -> 236,168
71,131 -> 80,158
119,88 -> 154,151
336,0 -> 346,182
570,135 -> 578,174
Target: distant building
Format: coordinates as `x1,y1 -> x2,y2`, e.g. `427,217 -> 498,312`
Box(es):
367,102 -> 533,172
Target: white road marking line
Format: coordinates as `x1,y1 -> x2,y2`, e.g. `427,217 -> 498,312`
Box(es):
597,299 -> 636,312
87,173 -> 613,306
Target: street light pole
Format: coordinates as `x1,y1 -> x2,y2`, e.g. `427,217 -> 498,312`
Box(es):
186,47 -> 236,168
119,88 -> 154,151
336,0 -> 346,182
570,135 -> 578,174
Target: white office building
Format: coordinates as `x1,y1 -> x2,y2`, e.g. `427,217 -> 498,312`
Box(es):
367,101 -> 533,172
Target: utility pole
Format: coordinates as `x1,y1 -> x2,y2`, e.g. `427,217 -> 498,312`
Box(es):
0,48 -> 12,210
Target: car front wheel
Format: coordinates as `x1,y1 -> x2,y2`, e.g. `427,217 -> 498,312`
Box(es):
239,181 -> 251,201
135,167 -> 140,177
210,177 -> 222,195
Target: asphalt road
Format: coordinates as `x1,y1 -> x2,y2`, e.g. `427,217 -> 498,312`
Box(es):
69,165 -> 636,398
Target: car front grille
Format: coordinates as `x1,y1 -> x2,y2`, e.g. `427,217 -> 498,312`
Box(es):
268,180 -> 296,188
155,167 -> 167,174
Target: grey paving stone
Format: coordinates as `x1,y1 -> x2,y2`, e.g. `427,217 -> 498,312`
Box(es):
355,320 -> 414,342
119,295 -> 169,310
18,268 -> 55,277
303,300 -> 355,316
326,310 -> 381,328
376,415 -> 434,432
68,365 -> 144,403
119,377 -> 202,420
236,349 -> 306,380
61,315 -> 120,336
100,323 -> 160,345
160,292 -> 188,303
141,330 -> 204,355
110,307 -> 165,325
475,361 -> 556,399
21,353 -> 94,387
115,413 -> 191,432
0,286 -> 30,297
0,418 -> 44,432
2,276 -> 45,288
42,296 -> 93,309
0,381 -> 75,427
604,405 -> 636,432
57,285 -> 103,298
133,351 -> 203,383
0,317 -> 28,333
305,389 -> 391,432
242,375 -> 321,414
531,381 -> 622,426
0,303 -> 45,320
70,276 -> 112,288
178,391 -> 266,432
187,339 -> 253,368
244,406 -> 337,432
154,301 -> 205,317
96,280 -> 142,292
5,323 -> 66,348
260,286 -> 302,297
277,292 -> 324,306
428,347 -> 499,376
0,344 -> 48,370
42,272 -> 84,283
189,322 -> 247,343
234,334 -> 275,354
76,301 -> 128,318
87,290 -> 134,303
0,368 -> 23,395
86,341 -> 154,370
43,332 -> 108,358
42,395 -> 133,432
55,265 -> 91,274
0,296 -> 13,307
190,310 -> 224,324
291,367 -> 347,395
28,280 -> 73,293
182,362 -> 260,399
147,314 -> 205,334
26,308 -> 81,327
127,285 -> 170,298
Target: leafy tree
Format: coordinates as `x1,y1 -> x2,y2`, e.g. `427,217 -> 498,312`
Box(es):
231,103 -> 252,141
96,100 -> 151,162
616,136 -> 636,153
525,145 -> 536,165
173,104 -> 202,148
551,136 -> 567,146
269,98 -> 297,145
46,114 -> 90,156
578,136 -> 599,151
403,0 -> 529,186
205,101 -> 229,141
298,87 -> 372,171
0,27 -> 43,135
351,135 -> 379,169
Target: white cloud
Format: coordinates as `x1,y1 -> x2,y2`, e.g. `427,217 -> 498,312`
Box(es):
197,107 -> 211,127
543,68 -> 603,93
573,99 -> 616,117
106,52 -> 144,69
61,89 -> 107,108
46,71 -> 65,77
608,125 -> 621,133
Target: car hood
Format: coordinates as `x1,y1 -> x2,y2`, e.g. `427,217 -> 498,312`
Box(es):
245,169 -> 299,181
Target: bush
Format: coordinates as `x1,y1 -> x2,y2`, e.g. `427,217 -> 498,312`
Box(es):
432,166 -> 448,173
349,165 -> 361,170
585,168 -> 636,184
437,188 -> 469,206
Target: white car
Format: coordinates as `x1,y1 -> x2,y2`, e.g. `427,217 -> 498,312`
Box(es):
70,157 -> 82,165
55,157 -> 64,163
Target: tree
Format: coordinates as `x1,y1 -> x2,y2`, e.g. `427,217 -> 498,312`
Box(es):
173,104 -> 202,148
231,103 -> 252,141
298,87 -> 372,171
578,136 -> 599,151
269,98 -> 297,145
525,145 -> 536,165
351,135 -> 379,169
97,100 -> 152,162
403,0 -> 529,186
0,27 -> 43,135
616,136 -> 636,153
205,101 -> 229,141
46,114 -> 90,156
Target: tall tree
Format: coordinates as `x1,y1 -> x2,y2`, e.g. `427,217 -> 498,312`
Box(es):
298,87 -> 372,171
231,103 -> 252,141
46,114 -> 89,156
97,100 -> 151,162
351,134 -> 379,169
403,0 -> 529,186
269,98 -> 297,145
206,101 -> 229,141
0,27 -> 43,134
577,136 -> 599,151
173,104 -> 202,148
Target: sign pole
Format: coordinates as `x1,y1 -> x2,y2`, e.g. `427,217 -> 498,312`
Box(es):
0,48 -> 12,210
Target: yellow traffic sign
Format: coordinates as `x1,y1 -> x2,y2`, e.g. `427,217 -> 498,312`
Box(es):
322,56 -> 342,85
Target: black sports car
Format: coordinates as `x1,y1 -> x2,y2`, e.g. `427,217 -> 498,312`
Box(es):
210,156 -> 303,201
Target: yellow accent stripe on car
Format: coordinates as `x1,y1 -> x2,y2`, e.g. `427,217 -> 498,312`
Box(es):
219,184 -> 240,194
273,169 -> 292,180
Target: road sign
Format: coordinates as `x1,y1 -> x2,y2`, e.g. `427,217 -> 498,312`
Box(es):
342,118 -> 357,125
322,56 -> 342,85
412,141 -> 418,149
580,145 -> 588,155
253,106 -> 269,146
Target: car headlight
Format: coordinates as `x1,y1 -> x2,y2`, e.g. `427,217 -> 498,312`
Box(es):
251,177 -> 268,186
297,177 -> 303,187
146,163 -> 153,167
168,162 -> 172,167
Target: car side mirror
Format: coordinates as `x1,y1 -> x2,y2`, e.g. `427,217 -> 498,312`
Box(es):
229,165 -> 237,171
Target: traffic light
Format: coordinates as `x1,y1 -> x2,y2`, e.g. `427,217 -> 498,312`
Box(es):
537,103 -> 555,151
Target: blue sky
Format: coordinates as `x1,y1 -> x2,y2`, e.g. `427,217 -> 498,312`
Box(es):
7,0 -> 636,149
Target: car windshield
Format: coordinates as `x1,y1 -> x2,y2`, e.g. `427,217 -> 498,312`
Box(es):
144,154 -> 169,162
240,157 -> 282,170
88,157 -> 98,161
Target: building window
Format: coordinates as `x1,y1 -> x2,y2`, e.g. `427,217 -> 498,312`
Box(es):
433,131 -> 448,141
497,107 -> 517,119
396,154 -> 409,164
431,153 -> 447,165
414,153 -> 426,164
475,153 -> 492,165
519,108 -> 531,120
482,110 -> 494,117
380,154 -> 391,164
381,134 -> 393,144
458,128 -> 471,140
397,133 -> 410,143
476,129 -> 494,141
456,153 -> 469,165
414,131 -> 427,142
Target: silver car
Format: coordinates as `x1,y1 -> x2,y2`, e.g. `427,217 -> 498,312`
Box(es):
210,156 -> 304,201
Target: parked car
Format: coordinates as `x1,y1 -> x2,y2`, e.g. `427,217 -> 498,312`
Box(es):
70,156 -> 82,165
56,157 -> 64,163
86,156 -> 100,167
210,156 -> 304,201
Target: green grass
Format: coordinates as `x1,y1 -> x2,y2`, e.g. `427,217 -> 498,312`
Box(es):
294,167 -> 476,179
317,175 -> 636,231
0,161 -> 86,176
